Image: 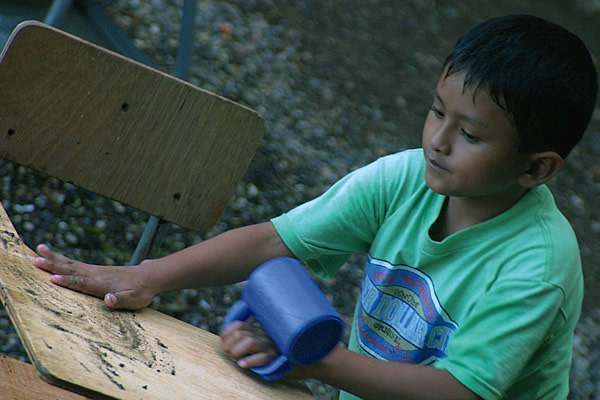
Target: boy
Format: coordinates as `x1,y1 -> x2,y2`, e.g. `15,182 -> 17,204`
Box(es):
34,15 -> 597,399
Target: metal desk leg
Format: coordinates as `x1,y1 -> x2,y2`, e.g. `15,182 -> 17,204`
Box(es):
44,0 -> 74,26
176,0 -> 198,81
130,215 -> 163,265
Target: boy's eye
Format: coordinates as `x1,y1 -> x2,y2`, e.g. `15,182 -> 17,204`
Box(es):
460,130 -> 481,144
429,105 -> 444,118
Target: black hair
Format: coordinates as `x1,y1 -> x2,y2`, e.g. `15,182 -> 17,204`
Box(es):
443,14 -> 598,158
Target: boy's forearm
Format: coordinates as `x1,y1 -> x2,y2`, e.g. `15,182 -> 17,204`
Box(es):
139,222 -> 294,294
35,222 -> 294,310
298,347 -> 480,400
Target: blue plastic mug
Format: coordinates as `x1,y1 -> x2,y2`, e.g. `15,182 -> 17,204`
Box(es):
222,257 -> 344,381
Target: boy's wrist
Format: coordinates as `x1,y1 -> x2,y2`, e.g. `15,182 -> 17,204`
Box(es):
131,258 -> 168,298
288,346 -> 342,381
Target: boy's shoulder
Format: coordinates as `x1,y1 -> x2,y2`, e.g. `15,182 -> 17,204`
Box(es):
341,149 -> 427,198
366,148 -> 426,185
495,185 -> 581,289
518,185 -> 577,248
377,148 -> 424,165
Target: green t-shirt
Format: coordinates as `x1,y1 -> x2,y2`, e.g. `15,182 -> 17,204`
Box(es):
271,149 -> 583,400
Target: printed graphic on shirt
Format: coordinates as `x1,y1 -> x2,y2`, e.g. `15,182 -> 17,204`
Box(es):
358,257 -> 457,364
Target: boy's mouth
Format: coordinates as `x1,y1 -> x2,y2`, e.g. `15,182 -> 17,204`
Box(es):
425,153 -> 449,172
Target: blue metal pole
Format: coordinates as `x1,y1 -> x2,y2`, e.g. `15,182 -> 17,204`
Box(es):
79,0 -> 157,68
44,0 -> 73,26
129,215 -> 161,265
175,0 -> 197,81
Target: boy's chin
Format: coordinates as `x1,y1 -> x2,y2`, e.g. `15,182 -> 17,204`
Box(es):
424,174 -> 452,196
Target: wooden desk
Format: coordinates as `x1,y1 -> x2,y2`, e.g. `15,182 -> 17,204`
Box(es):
0,355 -> 92,400
0,204 -> 313,399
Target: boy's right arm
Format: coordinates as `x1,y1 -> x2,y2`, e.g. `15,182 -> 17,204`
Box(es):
34,222 -> 293,310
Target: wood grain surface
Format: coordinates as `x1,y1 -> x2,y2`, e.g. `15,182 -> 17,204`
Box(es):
0,204 -> 313,399
0,21 -> 265,231
0,355 -> 92,400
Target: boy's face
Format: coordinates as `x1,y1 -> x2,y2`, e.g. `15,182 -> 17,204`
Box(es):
422,71 -> 529,199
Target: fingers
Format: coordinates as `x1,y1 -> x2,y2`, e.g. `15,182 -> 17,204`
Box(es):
49,273 -> 93,292
220,321 -> 279,368
35,243 -> 55,259
105,293 -> 119,308
34,244 -> 82,276
104,291 -> 150,310
36,243 -> 71,265
45,271 -> 149,310
33,244 -> 153,311
236,352 -> 275,368
35,244 -> 116,301
34,244 -> 100,296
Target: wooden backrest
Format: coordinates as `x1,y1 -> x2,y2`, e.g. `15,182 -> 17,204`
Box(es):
0,21 -> 265,231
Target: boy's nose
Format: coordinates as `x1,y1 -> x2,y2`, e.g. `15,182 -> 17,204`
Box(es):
430,125 -> 452,155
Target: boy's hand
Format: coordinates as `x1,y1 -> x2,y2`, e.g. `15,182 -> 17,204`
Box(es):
34,244 -> 155,310
220,320 -> 280,369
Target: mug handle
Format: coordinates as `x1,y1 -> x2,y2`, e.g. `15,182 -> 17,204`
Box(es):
222,300 -> 292,381
250,354 -> 292,382
222,300 -> 252,328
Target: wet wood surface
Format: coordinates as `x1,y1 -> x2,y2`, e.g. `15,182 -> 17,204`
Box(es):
0,21 -> 265,231
0,204 -> 313,399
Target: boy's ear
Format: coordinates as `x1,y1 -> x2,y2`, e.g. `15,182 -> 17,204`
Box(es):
518,152 -> 564,188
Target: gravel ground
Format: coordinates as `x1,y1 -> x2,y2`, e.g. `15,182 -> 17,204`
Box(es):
1,1 -> 599,399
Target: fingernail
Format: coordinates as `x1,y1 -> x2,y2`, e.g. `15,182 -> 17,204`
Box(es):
51,275 -> 62,281
35,257 -> 46,263
106,293 -> 117,305
238,360 -> 247,368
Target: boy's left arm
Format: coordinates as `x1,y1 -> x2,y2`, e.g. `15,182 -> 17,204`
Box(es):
303,346 -> 480,400
220,322 -> 480,400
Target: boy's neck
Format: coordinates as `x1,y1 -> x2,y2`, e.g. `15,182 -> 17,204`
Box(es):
430,187 -> 530,241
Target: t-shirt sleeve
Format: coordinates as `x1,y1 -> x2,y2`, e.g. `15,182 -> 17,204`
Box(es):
433,279 -> 565,399
272,150 -> 422,279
